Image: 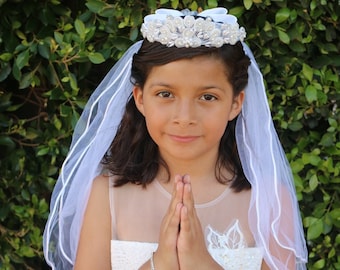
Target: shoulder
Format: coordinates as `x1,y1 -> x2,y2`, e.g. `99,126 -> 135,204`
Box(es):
112,178 -> 147,196
230,186 -> 252,205
84,174 -> 111,221
92,174 -> 111,190
80,175 -> 112,229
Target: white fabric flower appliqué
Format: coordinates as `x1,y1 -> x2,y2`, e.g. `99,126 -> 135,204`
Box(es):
206,220 -> 263,269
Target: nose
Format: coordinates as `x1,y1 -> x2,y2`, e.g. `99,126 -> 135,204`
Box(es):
173,99 -> 197,127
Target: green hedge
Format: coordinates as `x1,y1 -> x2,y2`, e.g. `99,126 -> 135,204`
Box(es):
0,0 -> 339,269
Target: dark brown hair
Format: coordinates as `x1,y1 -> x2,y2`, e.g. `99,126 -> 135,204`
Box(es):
102,40 -> 251,192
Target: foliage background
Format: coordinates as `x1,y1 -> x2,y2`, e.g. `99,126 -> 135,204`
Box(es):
0,0 -> 339,269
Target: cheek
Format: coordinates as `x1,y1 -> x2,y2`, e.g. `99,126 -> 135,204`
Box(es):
143,109 -> 164,138
205,116 -> 229,140
217,122 -> 229,140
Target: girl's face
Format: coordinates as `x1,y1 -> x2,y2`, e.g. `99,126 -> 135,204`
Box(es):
133,55 -> 244,164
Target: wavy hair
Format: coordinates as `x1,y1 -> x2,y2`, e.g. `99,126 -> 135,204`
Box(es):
102,40 -> 251,191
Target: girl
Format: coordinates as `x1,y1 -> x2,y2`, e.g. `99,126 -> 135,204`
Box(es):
43,8 -> 308,270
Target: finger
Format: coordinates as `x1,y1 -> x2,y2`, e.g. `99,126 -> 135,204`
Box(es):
182,174 -> 190,184
179,205 -> 190,233
172,175 -> 184,199
182,175 -> 195,211
171,202 -> 183,230
161,175 -> 184,230
180,189 -> 196,234
166,175 -> 183,214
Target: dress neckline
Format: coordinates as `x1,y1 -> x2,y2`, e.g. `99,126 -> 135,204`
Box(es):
153,179 -> 232,209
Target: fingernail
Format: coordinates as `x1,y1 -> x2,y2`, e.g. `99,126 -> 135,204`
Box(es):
175,174 -> 182,183
183,174 -> 190,184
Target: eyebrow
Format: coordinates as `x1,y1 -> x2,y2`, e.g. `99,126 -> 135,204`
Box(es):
148,82 -> 226,92
148,82 -> 172,88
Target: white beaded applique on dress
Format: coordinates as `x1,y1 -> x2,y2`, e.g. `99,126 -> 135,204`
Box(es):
111,219 -> 262,270
111,240 -> 157,270
206,220 -> 262,269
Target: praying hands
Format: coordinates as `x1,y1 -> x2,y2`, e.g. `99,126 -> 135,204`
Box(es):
140,175 -> 222,270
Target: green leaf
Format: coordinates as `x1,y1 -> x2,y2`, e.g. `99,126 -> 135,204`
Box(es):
6,103 -> 23,112
243,0 -> 253,10
302,152 -> 321,166
85,0 -> 106,13
38,43 -> 50,59
275,8 -> 290,24
0,136 -> 16,150
207,0 -> 218,8
229,7 -> 245,17
302,63 -> 313,81
309,174 -> 318,191
0,52 -> 13,61
88,52 -> 105,64
16,30 -> 26,40
330,209 -> 340,227
320,133 -> 334,147
63,23 -> 73,31
53,116 -> 62,130
19,72 -> 33,89
75,19 -> 86,39
54,32 -> 63,45
60,104 -> 72,117
12,62 -> 21,81
189,1 -> 198,11
307,218 -> 323,240
305,85 -> 317,103
291,159 -> 304,173
147,0 -> 157,10
285,75 -> 296,88
289,41 -> 306,53
277,29 -> 290,44
0,63 -> 11,82
310,0 -> 317,11
171,0 -> 179,9
99,6 -> 116,18
313,259 -> 325,269
15,49 -> 30,70
25,129 -> 39,140
288,121 -> 303,131
36,147 -> 49,156
18,246 -> 35,257
129,27 -> 139,41
69,72 -> 79,92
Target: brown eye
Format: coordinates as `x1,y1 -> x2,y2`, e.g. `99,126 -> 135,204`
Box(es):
157,91 -> 173,98
200,94 -> 217,101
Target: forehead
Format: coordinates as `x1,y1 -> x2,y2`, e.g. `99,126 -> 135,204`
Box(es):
145,55 -> 232,90
147,54 -> 228,79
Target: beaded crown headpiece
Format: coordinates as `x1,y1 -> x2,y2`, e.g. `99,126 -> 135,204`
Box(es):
141,8 -> 246,48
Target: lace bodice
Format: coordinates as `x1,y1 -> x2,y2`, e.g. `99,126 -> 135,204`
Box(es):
111,219 -> 262,269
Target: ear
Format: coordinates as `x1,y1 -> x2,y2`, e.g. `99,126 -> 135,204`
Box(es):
228,90 -> 245,121
133,86 -> 145,116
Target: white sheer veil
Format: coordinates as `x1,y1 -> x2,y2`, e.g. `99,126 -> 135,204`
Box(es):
43,41 -> 142,269
43,8 -> 308,270
238,44 -> 307,269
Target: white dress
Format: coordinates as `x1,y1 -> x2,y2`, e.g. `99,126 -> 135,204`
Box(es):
110,179 -> 263,270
